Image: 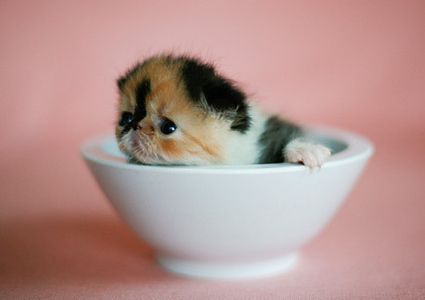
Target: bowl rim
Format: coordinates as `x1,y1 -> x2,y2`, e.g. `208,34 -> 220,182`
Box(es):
80,126 -> 374,174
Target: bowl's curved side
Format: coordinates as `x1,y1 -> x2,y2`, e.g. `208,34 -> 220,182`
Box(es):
85,157 -> 369,260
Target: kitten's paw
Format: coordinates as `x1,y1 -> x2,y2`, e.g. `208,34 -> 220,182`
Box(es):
283,139 -> 331,169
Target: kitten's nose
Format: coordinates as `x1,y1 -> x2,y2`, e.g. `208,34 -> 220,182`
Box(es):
134,122 -> 154,134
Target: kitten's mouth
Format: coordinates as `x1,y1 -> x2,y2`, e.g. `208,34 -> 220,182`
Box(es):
129,131 -> 143,150
119,130 -> 162,164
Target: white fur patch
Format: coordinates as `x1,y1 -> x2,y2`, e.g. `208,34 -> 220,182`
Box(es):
283,138 -> 331,169
221,104 -> 268,165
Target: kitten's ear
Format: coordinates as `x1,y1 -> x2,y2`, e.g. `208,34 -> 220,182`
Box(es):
181,58 -> 251,132
117,76 -> 127,92
117,62 -> 143,92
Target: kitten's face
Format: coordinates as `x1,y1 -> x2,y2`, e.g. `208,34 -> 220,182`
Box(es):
115,55 -> 250,165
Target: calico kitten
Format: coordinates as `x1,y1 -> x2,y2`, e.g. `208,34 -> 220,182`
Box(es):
115,54 -> 331,168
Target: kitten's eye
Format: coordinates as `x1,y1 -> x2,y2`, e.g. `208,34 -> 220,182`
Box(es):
160,118 -> 177,135
119,112 -> 133,127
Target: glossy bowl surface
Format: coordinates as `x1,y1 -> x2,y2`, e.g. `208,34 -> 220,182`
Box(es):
81,127 -> 373,279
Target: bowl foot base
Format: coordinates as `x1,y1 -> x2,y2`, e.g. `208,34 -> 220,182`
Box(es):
156,252 -> 299,280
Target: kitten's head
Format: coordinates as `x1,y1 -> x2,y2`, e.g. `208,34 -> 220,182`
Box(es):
115,54 -> 251,165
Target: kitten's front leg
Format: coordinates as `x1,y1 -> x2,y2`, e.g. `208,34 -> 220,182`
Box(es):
283,138 -> 331,169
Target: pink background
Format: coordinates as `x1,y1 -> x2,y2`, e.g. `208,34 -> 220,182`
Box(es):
1,1 -> 424,299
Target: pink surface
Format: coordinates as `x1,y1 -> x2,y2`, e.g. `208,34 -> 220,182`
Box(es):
1,1 -> 424,299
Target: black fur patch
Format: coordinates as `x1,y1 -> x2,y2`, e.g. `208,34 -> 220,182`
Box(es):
136,79 -> 150,107
131,79 -> 150,129
258,116 -> 301,163
181,58 -> 251,133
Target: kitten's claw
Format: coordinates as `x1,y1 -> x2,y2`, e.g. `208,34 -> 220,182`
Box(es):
283,139 -> 331,169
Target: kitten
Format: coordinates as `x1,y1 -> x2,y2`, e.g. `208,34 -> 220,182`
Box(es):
115,54 -> 331,168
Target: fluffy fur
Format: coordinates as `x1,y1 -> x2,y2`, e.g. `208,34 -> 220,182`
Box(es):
115,54 -> 331,168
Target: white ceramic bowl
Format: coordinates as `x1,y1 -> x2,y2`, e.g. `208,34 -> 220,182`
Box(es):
81,127 -> 373,280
